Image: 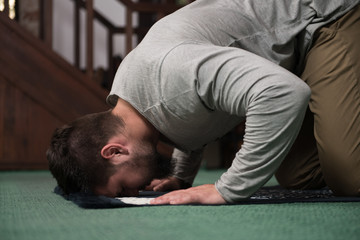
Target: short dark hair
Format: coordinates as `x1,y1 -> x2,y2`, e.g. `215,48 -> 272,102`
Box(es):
46,110 -> 125,195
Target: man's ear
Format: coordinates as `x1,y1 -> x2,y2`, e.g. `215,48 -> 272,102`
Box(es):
101,143 -> 129,163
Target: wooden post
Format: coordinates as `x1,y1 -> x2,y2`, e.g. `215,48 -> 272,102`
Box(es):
156,12 -> 166,21
74,0 -> 80,69
3,0 -> 9,16
86,0 -> 94,78
40,0 -> 53,47
125,8 -> 133,54
108,28 -> 114,78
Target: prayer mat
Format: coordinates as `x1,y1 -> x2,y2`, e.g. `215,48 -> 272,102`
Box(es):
54,185 -> 360,209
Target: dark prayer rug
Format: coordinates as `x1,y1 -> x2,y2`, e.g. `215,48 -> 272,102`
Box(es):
54,186 -> 360,209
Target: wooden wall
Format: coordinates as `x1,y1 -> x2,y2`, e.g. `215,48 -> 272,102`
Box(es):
0,12 -> 109,170
0,78 -> 64,169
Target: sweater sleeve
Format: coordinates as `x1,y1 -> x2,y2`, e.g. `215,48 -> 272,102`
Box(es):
190,45 -> 311,202
172,148 -> 203,186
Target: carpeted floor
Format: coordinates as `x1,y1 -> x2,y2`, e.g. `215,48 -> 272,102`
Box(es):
1,169 -> 360,240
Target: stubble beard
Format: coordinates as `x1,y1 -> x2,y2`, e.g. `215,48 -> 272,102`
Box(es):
131,142 -> 175,185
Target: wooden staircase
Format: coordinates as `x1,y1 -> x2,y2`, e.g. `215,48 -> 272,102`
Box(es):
0,0 -> 194,170
0,12 -> 109,169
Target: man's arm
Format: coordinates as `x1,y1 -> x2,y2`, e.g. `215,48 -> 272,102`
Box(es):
172,148 -> 203,187
147,148 -> 203,192
152,44 -> 310,204
150,149 -> 226,205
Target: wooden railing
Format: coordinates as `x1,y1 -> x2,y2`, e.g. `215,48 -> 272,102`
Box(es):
1,0 -> 193,89
72,0 -> 193,88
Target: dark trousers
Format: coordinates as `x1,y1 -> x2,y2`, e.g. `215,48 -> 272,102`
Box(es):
276,5 -> 360,196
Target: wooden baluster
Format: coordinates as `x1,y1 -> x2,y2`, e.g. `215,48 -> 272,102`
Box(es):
108,28 -> 114,85
74,0 -> 80,69
3,0 -> 9,16
86,0 -> 94,79
125,7 -> 133,54
40,0 -> 53,47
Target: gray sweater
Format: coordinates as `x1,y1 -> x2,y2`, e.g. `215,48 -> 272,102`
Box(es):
108,0 -> 359,202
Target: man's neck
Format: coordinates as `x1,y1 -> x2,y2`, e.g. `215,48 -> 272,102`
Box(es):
112,98 -> 160,144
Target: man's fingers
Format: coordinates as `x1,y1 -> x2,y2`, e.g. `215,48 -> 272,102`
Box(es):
146,177 -> 183,192
153,182 -> 166,192
153,180 -> 176,192
150,184 -> 227,205
144,179 -> 162,191
150,190 -> 188,205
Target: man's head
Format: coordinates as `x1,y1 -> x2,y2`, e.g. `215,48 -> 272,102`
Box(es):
47,110 -> 124,195
47,110 -> 173,197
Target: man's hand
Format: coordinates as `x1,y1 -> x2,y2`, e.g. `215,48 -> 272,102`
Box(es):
145,177 -> 184,192
150,184 -> 227,205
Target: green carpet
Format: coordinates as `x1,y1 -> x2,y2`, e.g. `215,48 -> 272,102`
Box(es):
1,169 -> 359,240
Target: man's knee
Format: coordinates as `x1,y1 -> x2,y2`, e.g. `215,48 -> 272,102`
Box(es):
329,179 -> 360,197
320,155 -> 360,197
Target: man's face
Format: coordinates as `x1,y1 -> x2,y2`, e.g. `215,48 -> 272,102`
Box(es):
95,143 -> 173,198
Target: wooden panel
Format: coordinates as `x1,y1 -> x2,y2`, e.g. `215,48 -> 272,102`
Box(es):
0,19 -> 108,123
0,12 -> 109,169
0,77 -> 5,166
0,77 -> 63,169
